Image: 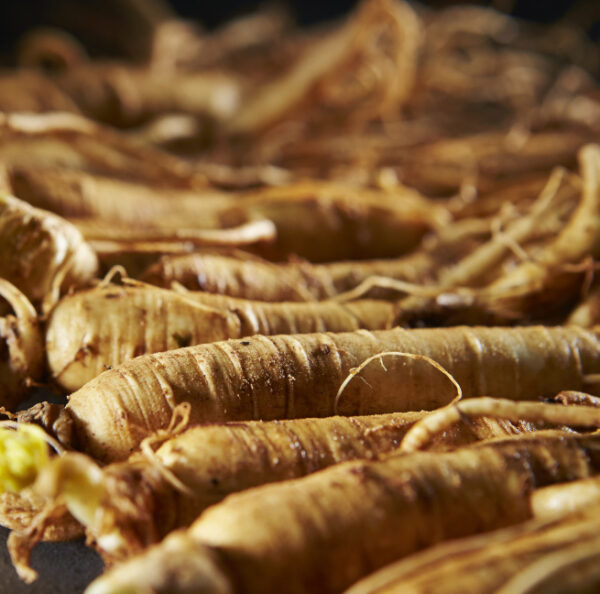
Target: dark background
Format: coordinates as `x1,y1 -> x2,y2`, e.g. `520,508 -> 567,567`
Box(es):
0,0 -> 598,61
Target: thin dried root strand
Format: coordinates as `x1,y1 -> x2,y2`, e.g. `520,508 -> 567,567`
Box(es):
7,500 -> 67,584
89,219 -> 277,247
139,403 -> 193,496
0,407 -> 16,420
400,397 -> 600,452
489,217 -> 530,263
334,351 -> 462,415
98,265 -> 130,288
333,276 -> 448,302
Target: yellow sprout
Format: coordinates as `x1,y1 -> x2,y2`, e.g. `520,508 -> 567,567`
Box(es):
0,424 -> 50,493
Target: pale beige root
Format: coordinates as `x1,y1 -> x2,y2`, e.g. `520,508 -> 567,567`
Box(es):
45,279 -> 405,391
11,14 -> 239,125
0,194 -> 98,308
350,144 -> 600,323
45,282 -> 239,392
27,409 -> 536,561
186,290 -> 400,334
228,0 -> 421,135
0,111 -> 205,187
139,215 -> 490,300
7,165 -> 231,228
551,390 -> 600,407
567,284 -> 600,327
344,507 -> 600,594
85,431 -> 600,594
195,169 -> 568,306
0,279 -> 44,409
227,180 -> 448,262
116,179 -> 445,263
400,397 -> 600,452
450,175 -> 551,220
140,252 -> 334,300
63,325 -> 600,462
78,219 -> 276,256
532,476 -> 600,520
10,167 -> 443,262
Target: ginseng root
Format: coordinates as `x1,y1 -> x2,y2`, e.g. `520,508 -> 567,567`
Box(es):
0,194 -> 98,309
84,431 -> 600,594
54,324 -> 600,461
344,505 -> 600,594
45,278 -> 407,391
1,406 -> 537,571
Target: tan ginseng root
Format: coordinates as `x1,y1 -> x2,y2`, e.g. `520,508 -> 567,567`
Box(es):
138,171 -> 570,302
0,279 -> 44,409
138,215 -> 496,301
344,504 -> 600,594
6,165 -> 278,260
1,407 -> 538,573
0,194 -> 98,310
330,165 -> 579,313
0,111 -> 205,187
40,324 -> 600,462
243,165 -> 570,324
45,277 -> 408,391
10,165 -> 446,263
83,429 -> 600,594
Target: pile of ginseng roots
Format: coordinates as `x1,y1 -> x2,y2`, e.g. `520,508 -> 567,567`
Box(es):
2,0 -> 600,592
